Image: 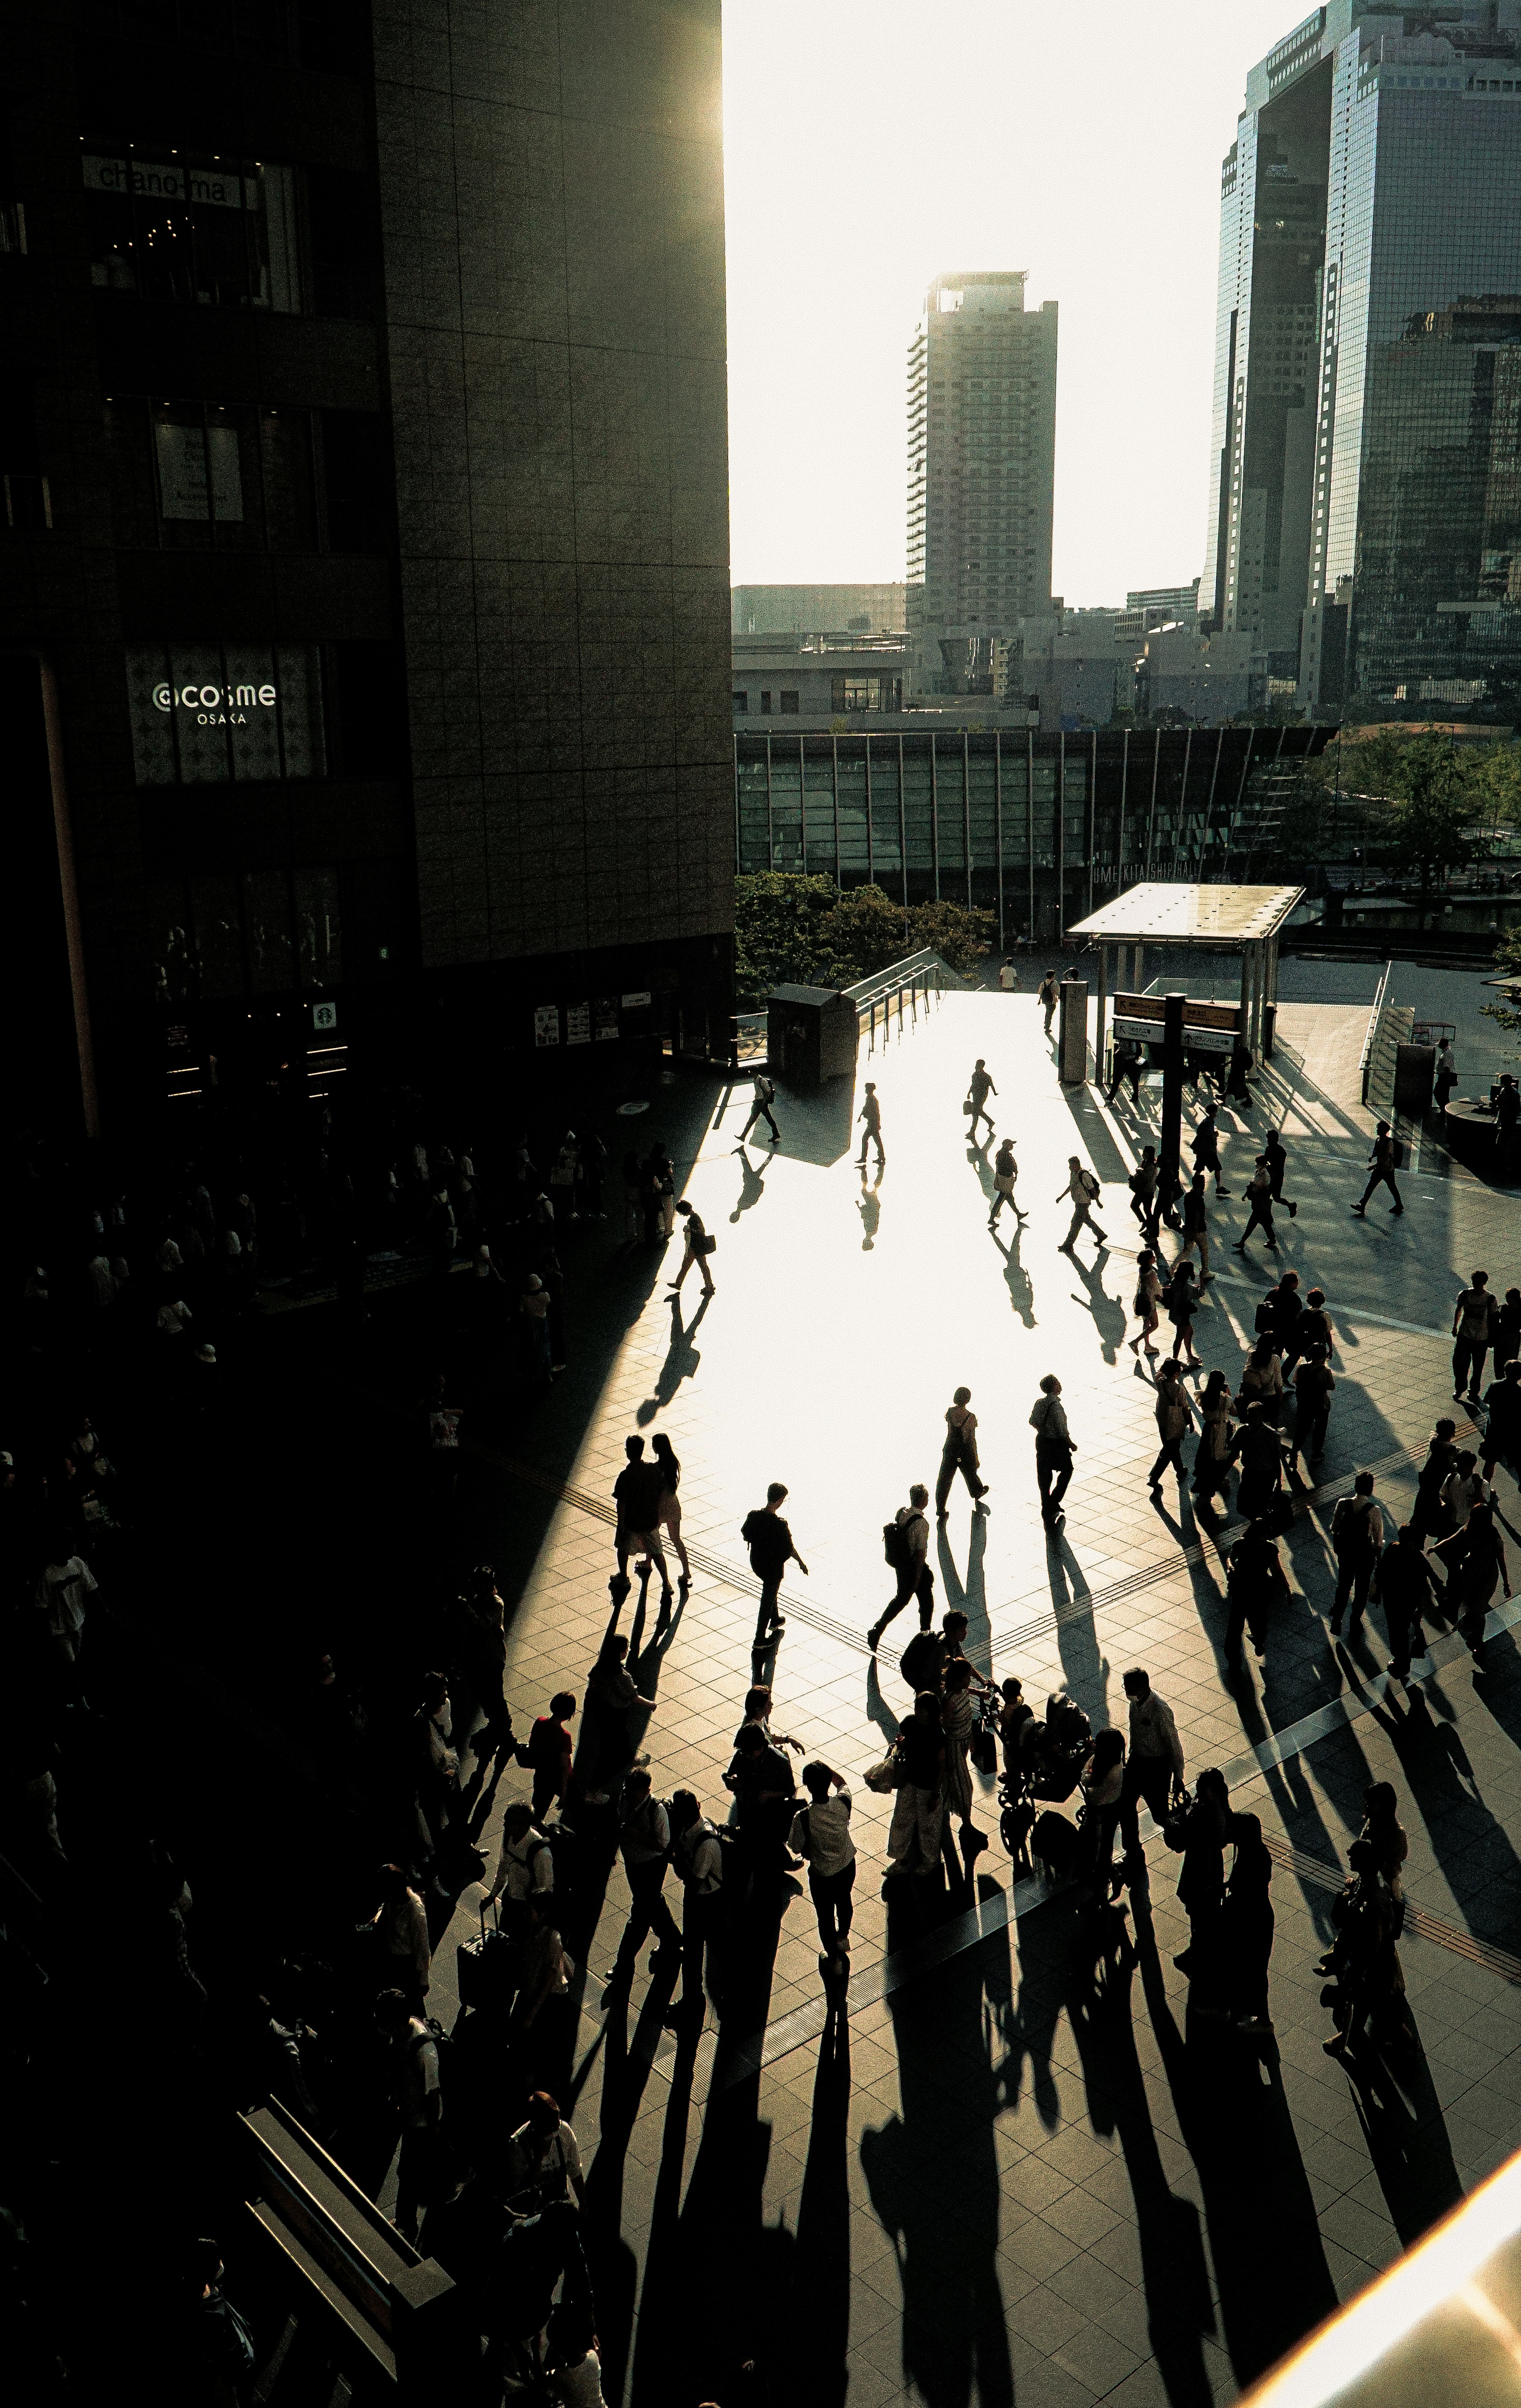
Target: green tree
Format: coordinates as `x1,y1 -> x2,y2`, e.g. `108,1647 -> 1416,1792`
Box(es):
816,883 -> 911,985
903,897 -> 997,977
1483,925 -> 1521,1052
1305,731 -> 1489,897
732,874 -> 997,1001
732,873 -> 839,1003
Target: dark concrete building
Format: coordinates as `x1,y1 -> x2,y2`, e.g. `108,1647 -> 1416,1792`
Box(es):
2,0 -> 733,1135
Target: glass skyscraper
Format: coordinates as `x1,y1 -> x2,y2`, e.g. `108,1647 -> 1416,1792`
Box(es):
1207,4 -> 1521,719
905,271 -> 1058,696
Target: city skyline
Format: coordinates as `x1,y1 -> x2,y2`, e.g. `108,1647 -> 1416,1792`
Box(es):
722,0 -> 1295,607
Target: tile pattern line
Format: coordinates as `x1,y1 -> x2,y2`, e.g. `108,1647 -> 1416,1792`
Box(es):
1260,1834 -> 1521,1987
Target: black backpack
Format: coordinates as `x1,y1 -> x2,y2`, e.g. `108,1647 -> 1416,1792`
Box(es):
900,1629 -> 943,1696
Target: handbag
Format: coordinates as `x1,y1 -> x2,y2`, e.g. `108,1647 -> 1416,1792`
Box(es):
863,1755 -> 904,1794
1161,1788 -> 1192,1853
698,1232 -> 717,1256
970,1715 -> 997,1777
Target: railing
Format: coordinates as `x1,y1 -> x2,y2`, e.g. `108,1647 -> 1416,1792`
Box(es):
1360,961 -> 1415,1116
1358,960 -> 1391,1105
843,949 -> 970,1054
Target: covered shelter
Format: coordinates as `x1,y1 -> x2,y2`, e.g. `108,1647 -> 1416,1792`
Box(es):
1066,881 -> 1305,1082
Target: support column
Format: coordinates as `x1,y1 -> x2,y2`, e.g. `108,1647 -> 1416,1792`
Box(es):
1161,993 -> 1185,1210
1094,946 -> 1108,1090
1239,945 -> 1252,1057
1134,941 -> 1145,996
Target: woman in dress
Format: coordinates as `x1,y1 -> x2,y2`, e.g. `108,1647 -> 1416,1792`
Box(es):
1128,1249 -> 1162,1358
1191,1370 -> 1234,1513
1222,1812 -> 1275,2034
1163,1257 -> 1203,1370
1076,1726 -> 1125,1907
940,1658 -> 987,1872
650,1431 -> 692,1588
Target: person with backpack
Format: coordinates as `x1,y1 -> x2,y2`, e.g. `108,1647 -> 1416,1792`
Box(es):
1149,1361 -> 1197,1492
1291,1349 -> 1336,1473
1330,1470 -> 1384,1635
742,1482 -> 808,1657
867,1483 -> 933,1648
1038,968 -> 1059,1034
485,1800 -> 556,1931
668,1197 -> 715,1298
936,1387 -> 988,1517
1030,1373 -> 1075,1528
988,1137 -> 1022,1226
1452,1270 -> 1495,1402
739,1070 -> 780,1146
1127,1145 -> 1161,1240
1353,1120 -> 1404,1216
600,1769 -> 680,1998
668,1790 -> 725,2027
791,1760 -> 856,1970
376,1988 -> 445,2245
1057,1156 -> 1107,1253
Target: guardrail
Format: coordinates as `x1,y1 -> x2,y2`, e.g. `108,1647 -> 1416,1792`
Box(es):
732,951 -> 971,1069
1359,961 -> 1415,1116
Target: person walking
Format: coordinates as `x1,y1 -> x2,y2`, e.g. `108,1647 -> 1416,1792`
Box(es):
939,1658 -> 989,1881
1129,1248 -> 1163,1358
936,1388 -> 989,1517
1038,969 -> 1059,1035
600,1770 -> 682,1997
1149,1360 -> 1197,1492
1119,1667 -> 1186,1857
739,1071 -> 780,1147
1030,1374 -> 1075,1528
1192,1370 -> 1235,1514
965,1059 -> 997,1141
724,1723 -> 798,1891
667,1791 -> 724,2027
1439,1449 -> 1490,1534
1494,1285 -> 1521,1372
1233,1157 -> 1278,1254
580,1635 -> 658,1805
1162,1257 -> 1203,1369
1291,1348 -> 1336,1473
649,1432 -> 691,1590
1058,1157 -> 1107,1252
1480,1359 -> 1521,1487
668,1198 -> 715,1298
1321,1840 -> 1408,2058
1222,1524 -> 1289,1661
1222,1814 -> 1275,2035
1076,1727 -> 1126,1908
612,1435 -> 671,1601
1330,1470 -> 1384,1635
856,1082 -> 885,1168
868,1484 -> 934,1647
1174,1766 -> 1232,1991
1436,1499 -> 1511,1657
1262,1127 -> 1299,1219
1374,1523 -> 1442,1681
1434,1036 -> 1458,1114
741,1482 -> 808,1656
1353,1121 -> 1404,1216
1106,1036 -> 1143,1107
1177,1173 -> 1213,1282
1229,1402 -> 1284,1526
791,1761 -> 856,1972
526,1694 -> 578,1824
885,1692 -> 946,1879
1411,1418 -> 1460,1541
1237,1340 -> 1286,1434
988,1137 -> 1023,1226
998,956 -> 1019,993
1128,1146 -> 1161,1241
1452,1270 -> 1494,1403
376,1990 -> 445,2245
1191,1103 -> 1230,1196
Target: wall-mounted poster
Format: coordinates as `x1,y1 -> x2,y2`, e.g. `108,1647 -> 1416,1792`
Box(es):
566,1001 -> 591,1046
533,1004 -> 560,1047
594,998 -> 619,1041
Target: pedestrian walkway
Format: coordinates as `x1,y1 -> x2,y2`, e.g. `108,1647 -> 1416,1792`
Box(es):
433,991 -> 1521,2408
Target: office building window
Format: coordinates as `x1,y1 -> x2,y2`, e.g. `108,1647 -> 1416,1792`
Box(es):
127,643 -> 326,784
780,690 -> 800,713
106,400 -> 317,552
149,863 -> 345,1006
83,147 -> 301,310
760,690 -> 772,713
830,674 -> 902,711
732,690 -> 748,712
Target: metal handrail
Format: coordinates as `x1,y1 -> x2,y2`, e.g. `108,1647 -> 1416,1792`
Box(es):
841,949 -> 972,1008
1359,958 -> 1393,1103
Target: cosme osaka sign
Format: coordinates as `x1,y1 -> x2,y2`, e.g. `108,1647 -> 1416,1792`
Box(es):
153,677 -> 279,720
129,645 -> 324,785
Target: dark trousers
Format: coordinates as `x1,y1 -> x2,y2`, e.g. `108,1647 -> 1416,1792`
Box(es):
877,1564 -> 934,1634
936,1446 -> 986,1511
1291,1407 -> 1330,1468
1194,1153 -> 1224,1193
614,1859 -> 681,1966
1149,1437 -> 1186,1485
679,1888 -> 724,2011
1384,1600 -> 1425,1678
1332,1553 -> 1376,1627
1224,1579 -> 1270,1656
857,1125 -> 884,1165
808,1860 -> 856,1955
741,1103 -> 780,1142
395,2126 -> 443,2242
1238,1199 -> 1276,1246
1454,1336 -> 1489,1397
1358,1168 -> 1403,1210
753,1570 -> 785,1648
1038,1450 -> 1072,1523
1120,1756 -> 1173,1855
1107,1063 -> 1141,1105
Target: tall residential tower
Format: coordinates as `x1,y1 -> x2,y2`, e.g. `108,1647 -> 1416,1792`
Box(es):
1206,4 -> 1521,719
905,270 -> 1057,695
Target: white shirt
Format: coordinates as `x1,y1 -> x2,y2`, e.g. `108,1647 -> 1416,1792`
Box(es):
791,1789 -> 855,1876
37,1555 -> 97,1636
1128,1688 -> 1184,1775
679,1820 -> 723,1896
550,2353 -> 608,2408
398,2019 -> 440,2128
487,1825 -> 555,1905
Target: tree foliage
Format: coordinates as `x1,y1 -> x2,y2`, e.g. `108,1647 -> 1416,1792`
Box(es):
1302,731 -> 1493,887
733,874 -> 995,1003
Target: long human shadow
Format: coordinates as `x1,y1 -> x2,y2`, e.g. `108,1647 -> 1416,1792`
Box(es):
860,1885 -> 1014,2408
989,1222 -> 1035,1326
759,1076 -> 857,1170
635,1294 -> 709,1423
1067,1248 -> 1127,1366
1362,1674 -> 1521,1949
1045,1532 -> 1111,1730
1130,1884 -> 1340,2387
865,1657 -> 903,1751
728,1144 -> 768,1222
583,1979 -> 677,2407
938,1511 -> 992,1676
783,2001 -> 852,2408
1062,1905 -> 1217,2405
1339,2018 -> 1465,2246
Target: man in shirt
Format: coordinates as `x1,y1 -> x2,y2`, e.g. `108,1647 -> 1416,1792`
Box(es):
739,1071 -> 780,1146
867,1482 -> 933,1648
1038,969 -> 1059,1034
668,1197 -> 715,1298
1176,1172 -> 1212,1281
601,1770 -> 680,1996
485,1800 -> 555,1931
1149,1361 -> 1196,1491
1056,1156 -> 1107,1254
1262,1126 -> 1298,1217
856,1081 -> 885,1168
1106,1037 -> 1143,1108
1233,1157 -> 1278,1254
936,1387 -> 988,1516
1119,1668 -> 1186,1857
668,1790 -> 724,2026
612,1435 -> 671,1599
1191,1103 -> 1230,1196
1291,1349 -> 1336,1472
1353,1120 -> 1403,1216
1374,1523 -> 1443,1681
1453,1270 -> 1494,1403
1030,1374 -> 1075,1528
1330,1470 -> 1385,1635
791,1761 -> 856,1970
503,2091 -> 586,2218
1434,1038 -> 1457,1114
376,1989 -> 443,2244
1480,1360 -> 1521,1487
724,1722 -> 797,1888
966,1059 -> 997,1141
741,1481 -> 808,1657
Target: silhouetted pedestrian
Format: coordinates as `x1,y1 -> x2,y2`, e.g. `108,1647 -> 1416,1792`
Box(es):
935,1387 -> 988,1516
1353,1121 -> 1403,1216
1030,1374 -> 1075,1528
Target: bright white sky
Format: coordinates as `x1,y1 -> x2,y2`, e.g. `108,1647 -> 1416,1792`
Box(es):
722,0 -> 1294,607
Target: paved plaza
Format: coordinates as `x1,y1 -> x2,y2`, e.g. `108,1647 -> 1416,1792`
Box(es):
417,987 -> 1521,2408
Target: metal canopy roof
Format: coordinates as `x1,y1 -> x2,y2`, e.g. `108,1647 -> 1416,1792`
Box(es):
1067,882 -> 1305,947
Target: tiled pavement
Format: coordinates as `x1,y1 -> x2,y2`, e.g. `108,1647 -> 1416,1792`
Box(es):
415,993 -> 1521,2407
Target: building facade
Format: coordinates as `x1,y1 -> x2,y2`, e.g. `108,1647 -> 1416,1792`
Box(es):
905,270 -> 1058,697
734,725 -> 1329,945
1207,4 -> 1521,720
1,0 -> 733,1134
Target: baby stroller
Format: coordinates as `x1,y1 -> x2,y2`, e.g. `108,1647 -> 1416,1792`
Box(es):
999,1692 -> 1092,1861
